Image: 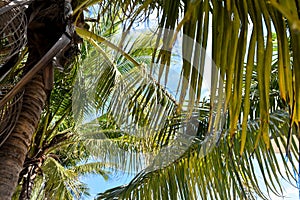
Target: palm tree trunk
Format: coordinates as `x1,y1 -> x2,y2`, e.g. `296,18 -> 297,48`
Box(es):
0,1 -> 73,198
0,73 -> 46,199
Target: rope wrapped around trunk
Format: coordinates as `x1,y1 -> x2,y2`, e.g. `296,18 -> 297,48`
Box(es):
0,0 -> 28,67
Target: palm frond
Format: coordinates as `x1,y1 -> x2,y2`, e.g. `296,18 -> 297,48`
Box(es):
41,157 -> 88,200
73,161 -> 110,179
97,110 -> 298,200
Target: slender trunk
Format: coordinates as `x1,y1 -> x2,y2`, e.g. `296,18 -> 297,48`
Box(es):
0,74 -> 46,199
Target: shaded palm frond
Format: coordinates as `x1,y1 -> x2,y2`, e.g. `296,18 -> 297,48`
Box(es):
40,157 -> 89,200
152,0 -> 300,145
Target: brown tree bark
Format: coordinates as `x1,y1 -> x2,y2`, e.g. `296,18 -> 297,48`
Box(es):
0,73 -> 46,199
0,0 -> 75,198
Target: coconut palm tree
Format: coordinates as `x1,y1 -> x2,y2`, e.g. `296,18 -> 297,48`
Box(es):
1,0 -> 300,199
9,54 -> 110,200
11,17 -> 160,199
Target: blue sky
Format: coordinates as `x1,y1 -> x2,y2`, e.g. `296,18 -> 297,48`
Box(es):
80,168 -> 135,199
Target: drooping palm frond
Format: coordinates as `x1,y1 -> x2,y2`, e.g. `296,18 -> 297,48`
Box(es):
152,0 -> 300,145
97,109 -> 298,200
